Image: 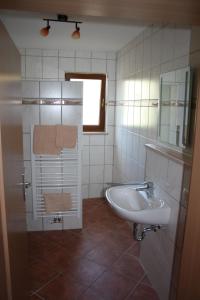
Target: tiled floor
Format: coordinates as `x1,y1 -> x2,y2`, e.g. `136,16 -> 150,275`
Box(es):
29,198 -> 159,300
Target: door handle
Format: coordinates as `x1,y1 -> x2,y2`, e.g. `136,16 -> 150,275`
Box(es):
17,182 -> 31,188
24,182 -> 31,189
20,173 -> 31,188
18,174 -> 31,202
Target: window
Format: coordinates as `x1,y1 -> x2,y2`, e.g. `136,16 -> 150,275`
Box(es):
65,73 -> 106,132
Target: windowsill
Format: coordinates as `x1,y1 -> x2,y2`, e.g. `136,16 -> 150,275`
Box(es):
83,132 -> 109,135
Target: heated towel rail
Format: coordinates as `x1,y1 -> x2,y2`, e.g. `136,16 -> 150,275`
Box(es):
31,125 -> 82,222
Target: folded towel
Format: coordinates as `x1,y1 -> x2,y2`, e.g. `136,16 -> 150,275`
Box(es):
44,193 -> 72,213
56,125 -> 77,149
33,125 -> 61,155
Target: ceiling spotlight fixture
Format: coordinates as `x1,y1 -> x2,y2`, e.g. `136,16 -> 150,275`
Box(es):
71,23 -> 80,39
40,20 -> 51,37
40,14 -> 82,39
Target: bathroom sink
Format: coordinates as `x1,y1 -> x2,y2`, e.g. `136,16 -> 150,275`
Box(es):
105,185 -> 171,225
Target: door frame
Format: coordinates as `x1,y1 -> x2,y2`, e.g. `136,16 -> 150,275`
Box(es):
177,70 -> 200,299
0,127 -> 12,300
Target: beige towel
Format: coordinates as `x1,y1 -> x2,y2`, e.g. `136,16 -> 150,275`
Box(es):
33,125 -> 61,155
56,125 -> 77,149
44,193 -> 72,213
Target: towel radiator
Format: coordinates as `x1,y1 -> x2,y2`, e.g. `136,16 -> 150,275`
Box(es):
31,125 -> 82,229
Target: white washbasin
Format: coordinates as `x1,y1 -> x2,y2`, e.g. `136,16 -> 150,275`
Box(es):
105,185 -> 171,225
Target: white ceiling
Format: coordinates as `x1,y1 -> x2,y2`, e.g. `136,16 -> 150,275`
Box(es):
0,10 -> 145,51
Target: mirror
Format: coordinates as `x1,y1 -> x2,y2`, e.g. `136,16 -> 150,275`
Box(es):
159,67 -> 193,148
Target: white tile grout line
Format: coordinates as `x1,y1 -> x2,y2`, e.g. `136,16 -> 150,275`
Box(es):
123,273 -> 147,300
31,292 -> 45,299
34,272 -> 62,294
78,247 -> 148,300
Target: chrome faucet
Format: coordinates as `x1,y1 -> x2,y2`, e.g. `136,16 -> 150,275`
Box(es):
136,181 -> 154,197
107,181 -> 153,188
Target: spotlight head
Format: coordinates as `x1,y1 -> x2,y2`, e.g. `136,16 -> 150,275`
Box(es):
71,23 -> 80,39
40,25 -> 50,37
40,20 -> 50,37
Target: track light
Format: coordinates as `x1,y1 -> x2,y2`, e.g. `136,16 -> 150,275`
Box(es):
71,23 -> 80,39
40,15 -> 82,39
40,20 -> 50,37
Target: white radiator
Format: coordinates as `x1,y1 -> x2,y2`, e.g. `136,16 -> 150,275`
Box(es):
31,125 -> 82,228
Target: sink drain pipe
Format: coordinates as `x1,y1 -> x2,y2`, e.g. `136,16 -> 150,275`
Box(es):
133,223 -> 161,241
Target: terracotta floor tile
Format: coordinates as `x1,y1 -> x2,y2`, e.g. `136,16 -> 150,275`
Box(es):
42,230 -> 74,244
83,197 -> 105,208
61,257 -> 106,286
29,239 -> 61,260
30,258 -> 59,291
91,270 -> 137,300
83,225 -> 111,243
126,283 -> 159,300
125,243 -> 141,257
61,233 -> 98,257
78,287 -> 106,300
42,246 -> 79,272
38,272 -> 87,300
112,253 -> 145,281
70,227 -> 103,243
28,198 -> 158,299
30,293 -> 44,299
85,242 -> 124,267
102,231 -> 136,253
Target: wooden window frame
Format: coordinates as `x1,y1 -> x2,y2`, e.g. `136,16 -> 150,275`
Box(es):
65,73 -> 106,132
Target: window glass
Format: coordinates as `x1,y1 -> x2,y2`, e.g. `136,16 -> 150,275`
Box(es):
66,73 -> 106,132
71,79 -> 101,125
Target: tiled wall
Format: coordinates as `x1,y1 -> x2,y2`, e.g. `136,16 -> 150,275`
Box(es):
21,48 -> 116,210
141,147 -> 184,300
23,81 -> 83,231
113,25 -> 192,299
113,25 -> 191,183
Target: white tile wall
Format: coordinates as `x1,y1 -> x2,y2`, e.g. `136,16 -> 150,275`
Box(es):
89,183 -> 103,198
43,56 -> 59,79
90,146 -> 104,165
90,135 -> 105,146
43,217 -> 63,231
82,184 -> 89,198
59,49 -> 75,57
82,166 -> 89,184
105,146 -> 113,164
22,105 -> 39,133
23,82 -> 83,231
26,49 -> 42,56
82,146 -> 90,165
22,81 -> 39,98
59,57 -> 75,79
107,81 -> 116,100
90,165 -> 104,183
142,147 -> 184,299
40,82 -> 61,98
62,106 -> 82,125
43,49 -> 59,57
113,25 -> 190,184
113,25 -> 191,300
23,133 -> 31,160
40,105 -> 61,124
25,56 -> 42,79
92,51 -> 107,59
92,59 -> 107,73
76,58 -> 91,72
62,81 -> 82,98
26,213 -> 43,231
76,50 -> 91,58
